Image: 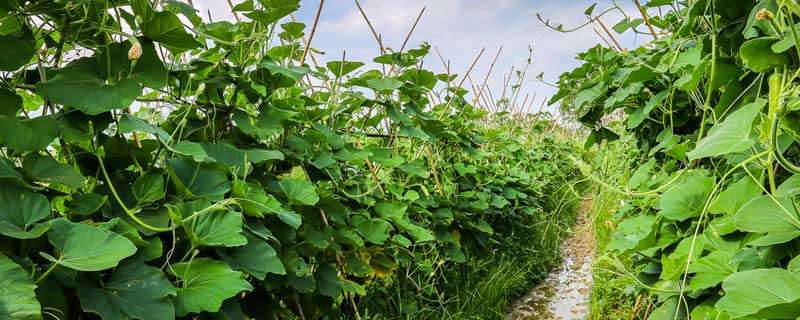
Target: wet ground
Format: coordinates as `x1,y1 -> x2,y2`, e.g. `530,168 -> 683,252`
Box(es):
508,199 -> 595,320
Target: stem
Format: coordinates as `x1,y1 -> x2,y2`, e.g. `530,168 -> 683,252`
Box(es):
35,263 -> 58,284
772,115 -> 800,173
787,9 -> 800,61
95,151 -> 171,233
696,4 -> 718,144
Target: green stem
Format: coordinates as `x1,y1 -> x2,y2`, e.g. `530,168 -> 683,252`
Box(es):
787,11 -> 800,60
95,151 -> 171,233
696,13 -> 717,143
35,263 -> 58,284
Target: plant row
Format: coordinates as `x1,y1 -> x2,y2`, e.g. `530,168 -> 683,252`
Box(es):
0,0 -> 579,319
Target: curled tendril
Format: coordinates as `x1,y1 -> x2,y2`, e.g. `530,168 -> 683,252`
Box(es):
771,115 -> 800,173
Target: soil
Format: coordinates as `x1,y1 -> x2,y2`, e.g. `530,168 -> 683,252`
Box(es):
507,198 -> 596,320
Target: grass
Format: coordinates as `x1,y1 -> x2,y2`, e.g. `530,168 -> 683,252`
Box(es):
582,133 -> 643,320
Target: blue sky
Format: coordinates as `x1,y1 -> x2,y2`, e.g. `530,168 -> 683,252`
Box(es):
192,0 -> 645,113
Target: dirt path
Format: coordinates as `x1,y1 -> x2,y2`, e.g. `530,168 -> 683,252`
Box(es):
507,199 -> 595,320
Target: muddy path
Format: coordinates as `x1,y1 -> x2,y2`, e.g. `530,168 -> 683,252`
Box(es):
507,198 -> 595,320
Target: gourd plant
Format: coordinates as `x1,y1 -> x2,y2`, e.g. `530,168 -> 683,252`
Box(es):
553,0 -> 800,318
0,0 -> 579,319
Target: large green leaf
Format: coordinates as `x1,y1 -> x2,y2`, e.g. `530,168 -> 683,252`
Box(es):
118,114 -> 171,142
687,101 -> 763,160
687,250 -> 738,292
77,259 -> 176,320
0,253 -> 40,320
37,58 -> 142,115
608,214 -> 656,252
99,40 -> 169,89
141,11 -> 200,54
216,233 -> 285,280
740,37 -> 790,72
353,216 -> 392,244
22,154 -> 85,189
42,218 -> 137,271
327,60 -> 365,78
709,175 -> 761,214
659,173 -> 715,221
170,199 -> 246,247
0,87 -> 22,116
167,159 -> 230,200
735,196 -> 800,244
132,173 -> 166,203
279,179 -> 319,206
0,186 -> 51,239
716,268 -> 800,319
169,258 -> 253,316
244,0 -> 300,25
0,26 -> 34,71
0,115 -> 60,152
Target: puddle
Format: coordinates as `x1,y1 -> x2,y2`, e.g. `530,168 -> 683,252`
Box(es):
508,199 -> 595,320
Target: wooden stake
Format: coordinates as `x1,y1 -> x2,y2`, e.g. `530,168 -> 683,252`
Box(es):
633,0 -> 659,40
300,0 -> 325,66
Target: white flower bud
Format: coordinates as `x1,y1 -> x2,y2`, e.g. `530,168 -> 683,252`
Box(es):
128,41 -> 142,60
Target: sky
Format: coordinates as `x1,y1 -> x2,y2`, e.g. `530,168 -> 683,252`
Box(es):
190,0 -> 647,114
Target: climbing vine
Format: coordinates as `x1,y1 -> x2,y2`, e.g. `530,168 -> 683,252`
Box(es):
0,0 -> 578,319
554,0 -> 800,318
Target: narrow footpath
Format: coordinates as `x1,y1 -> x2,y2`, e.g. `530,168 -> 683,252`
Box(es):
508,199 -> 595,320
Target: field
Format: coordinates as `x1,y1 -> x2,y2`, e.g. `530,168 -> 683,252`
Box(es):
1,0 -> 799,319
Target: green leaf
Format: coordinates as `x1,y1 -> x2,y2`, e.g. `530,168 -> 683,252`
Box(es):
687,250 -> 738,292
366,77 -> 403,93
716,268 -> 800,319
0,87 -> 22,117
244,0 -> 300,25
37,58 -> 142,115
118,114 -> 171,142
216,233 -> 285,280
169,258 -> 253,316
628,90 -> 668,129
777,173 -> 800,197
353,216 -> 392,244
687,100 -> 764,160
0,115 -> 60,152
608,214 -> 656,252
659,173 -> 715,221
279,179 -> 319,206
167,159 -> 230,200
327,60 -> 365,78
77,259 -> 176,320
66,193 -> 108,216
0,186 -> 50,239
141,11 -> 201,54
170,141 -> 209,162
709,176 -> 762,214
171,200 -> 247,247
735,196 -> 800,234
649,297 -> 685,320
0,26 -> 34,71
133,173 -> 166,203
375,202 -> 407,220
0,253 -> 40,320
740,37 -> 790,72
22,154 -> 85,189
131,39 -> 169,89
42,218 -> 137,271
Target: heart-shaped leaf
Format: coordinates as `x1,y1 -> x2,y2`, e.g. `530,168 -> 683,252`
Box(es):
77,259 -> 176,320
169,258 -> 253,316
42,218 -> 137,271
0,186 -> 51,239
0,253 -> 40,320
37,58 -> 142,115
